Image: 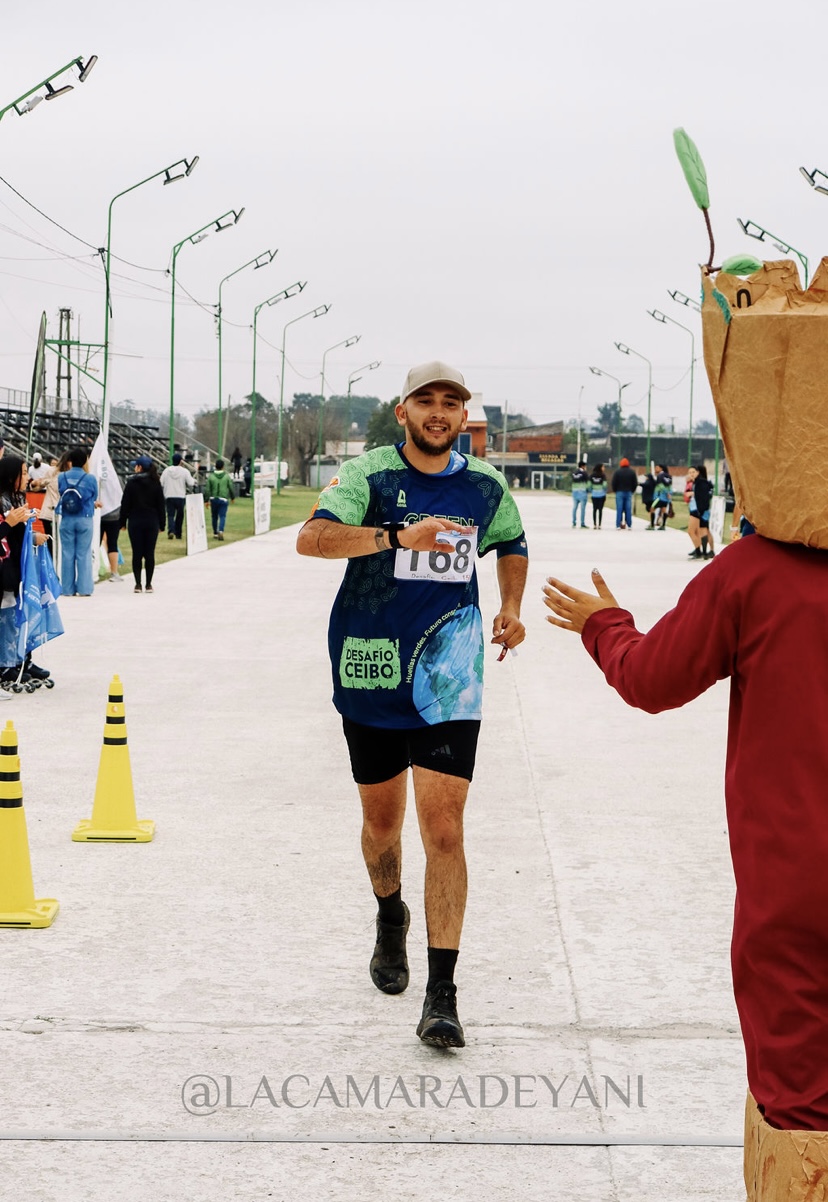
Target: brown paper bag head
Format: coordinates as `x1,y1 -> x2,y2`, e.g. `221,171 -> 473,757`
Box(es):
702,257 -> 828,548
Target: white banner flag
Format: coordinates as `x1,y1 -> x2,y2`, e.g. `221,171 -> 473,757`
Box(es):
88,432 -> 123,515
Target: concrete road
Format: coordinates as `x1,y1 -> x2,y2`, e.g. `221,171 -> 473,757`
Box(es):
0,491 -> 745,1200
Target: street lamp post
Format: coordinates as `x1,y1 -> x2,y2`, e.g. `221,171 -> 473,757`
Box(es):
344,362 -> 381,458
250,282 -> 306,489
169,208 -> 244,461
217,249 -> 277,457
737,219 -> 810,286
276,306 -> 331,495
668,289 -> 701,314
800,166 -> 828,196
102,156 -> 199,437
614,343 -> 653,467
648,309 -> 696,467
588,367 -> 629,464
0,55 -> 97,125
317,336 -> 361,488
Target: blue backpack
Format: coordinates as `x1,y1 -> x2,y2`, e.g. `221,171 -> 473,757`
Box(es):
58,473 -> 85,516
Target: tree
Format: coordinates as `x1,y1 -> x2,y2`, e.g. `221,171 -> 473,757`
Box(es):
365,399 -> 403,450
593,402 -> 621,437
192,392 -> 278,458
624,414 -> 645,433
287,403 -> 346,486
483,406 -> 534,435
295,393 -> 381,437
694,419 -> 717,435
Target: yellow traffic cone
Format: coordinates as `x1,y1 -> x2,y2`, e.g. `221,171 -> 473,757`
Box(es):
0,720 -> 59,927
72,675 -> 155,842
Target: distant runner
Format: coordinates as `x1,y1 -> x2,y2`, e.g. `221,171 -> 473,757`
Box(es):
297,361 -> 528,1047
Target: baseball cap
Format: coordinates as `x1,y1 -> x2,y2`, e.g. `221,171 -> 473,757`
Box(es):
620,457 -> 630,467
129,455 -> 153,470
172,452 -> 182,465
400,361 -> 472,404
32,452 -> 42,463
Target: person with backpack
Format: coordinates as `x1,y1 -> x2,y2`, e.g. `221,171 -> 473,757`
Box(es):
56,447 -> 99,597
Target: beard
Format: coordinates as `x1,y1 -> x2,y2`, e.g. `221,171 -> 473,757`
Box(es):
408,425 -> 459,457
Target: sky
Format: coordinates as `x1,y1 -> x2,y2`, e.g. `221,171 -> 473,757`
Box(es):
1,0 -> 827,437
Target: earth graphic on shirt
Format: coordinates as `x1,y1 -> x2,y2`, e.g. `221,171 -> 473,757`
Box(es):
413,605 -> 484,724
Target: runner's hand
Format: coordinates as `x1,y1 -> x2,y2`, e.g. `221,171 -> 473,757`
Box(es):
491,609 -> 525,651
398,517 -> 472,552
543,570 -> 619,634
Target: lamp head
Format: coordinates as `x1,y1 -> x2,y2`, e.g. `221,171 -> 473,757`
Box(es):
648,309 -> 667,323
18,95 -> 44,114
44,82 -> 74,100
191,233 -> 208,245
312,305 -> 331,318
344,335 -> 361,349
589,366 -> 603,378
77,55 -> 98,83
615,342 -> 630,355
254,250 -> 278,269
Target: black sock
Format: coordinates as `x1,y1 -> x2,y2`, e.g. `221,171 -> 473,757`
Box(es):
375,888 -> 405,927
701,535 -> 708,553
427,947 -> 459,990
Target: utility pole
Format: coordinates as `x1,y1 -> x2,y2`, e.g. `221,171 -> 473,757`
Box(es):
56,308 -> 73,408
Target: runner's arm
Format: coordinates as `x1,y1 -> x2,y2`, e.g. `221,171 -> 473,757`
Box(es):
492,553 -> 528,649
296,516 -> 471,559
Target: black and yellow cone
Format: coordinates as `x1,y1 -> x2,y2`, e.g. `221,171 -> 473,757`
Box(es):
0,720 -> 59,927
72,675 -> 155,842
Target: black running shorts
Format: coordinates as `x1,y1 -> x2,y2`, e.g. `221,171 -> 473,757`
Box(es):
342,717 -> 481,785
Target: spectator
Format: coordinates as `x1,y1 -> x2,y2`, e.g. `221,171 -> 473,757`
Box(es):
242,458 -> 252,497
693,465 -> 715,561
611,458 -> 638,531
28,453 -> 50,491
56,447 -> 99,597
640,472 -> 656,526
231,446 -> 243,475
160,452 -> 194,541
99,473 -> 124,583
570,461 -> 589,528
649,464 -> 673,531
205,458 -> 235,541
119,456 -> 165,594
589,463 -> 607,529
0,455 -> 49,691
38,455 -> 66,557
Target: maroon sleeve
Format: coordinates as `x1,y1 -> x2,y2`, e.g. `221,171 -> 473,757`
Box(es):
580,561 -> 739,713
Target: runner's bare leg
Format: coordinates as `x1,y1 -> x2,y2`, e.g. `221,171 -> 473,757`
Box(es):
358,772 -> 407,896
412,766 -> 469,948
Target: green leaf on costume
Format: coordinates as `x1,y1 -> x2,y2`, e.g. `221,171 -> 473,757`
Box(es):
720,254 -> 763,276
673,128 -> 710,211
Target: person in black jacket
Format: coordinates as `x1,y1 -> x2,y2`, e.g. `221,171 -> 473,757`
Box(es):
119,456 -> 166,593
691,464 -> 715,560
610,458 -> 638,530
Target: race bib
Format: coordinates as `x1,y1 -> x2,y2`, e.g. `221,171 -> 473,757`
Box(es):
394,529 -> 477,584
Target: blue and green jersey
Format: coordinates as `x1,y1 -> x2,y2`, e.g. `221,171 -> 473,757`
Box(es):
310,443 -> 527,729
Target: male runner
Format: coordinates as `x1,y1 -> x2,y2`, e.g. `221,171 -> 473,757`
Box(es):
296,361 -> 527,1047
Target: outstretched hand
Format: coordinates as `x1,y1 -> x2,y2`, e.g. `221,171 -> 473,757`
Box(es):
543,570 -> 619,634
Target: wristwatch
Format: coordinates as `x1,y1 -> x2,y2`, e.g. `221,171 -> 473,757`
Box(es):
382,522 -> 407,550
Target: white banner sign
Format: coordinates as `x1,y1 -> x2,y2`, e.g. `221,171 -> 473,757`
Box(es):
186,495 -> 209,556
254,488 -> 272,536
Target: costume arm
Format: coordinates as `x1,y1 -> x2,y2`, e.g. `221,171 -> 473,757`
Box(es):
582,565 -> 737,713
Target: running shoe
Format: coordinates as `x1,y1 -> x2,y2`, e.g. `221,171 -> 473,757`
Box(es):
370,902 -> 410,994
416,981 -> 465,1048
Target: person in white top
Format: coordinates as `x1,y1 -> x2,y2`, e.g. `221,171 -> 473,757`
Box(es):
159,453 -> 194,540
